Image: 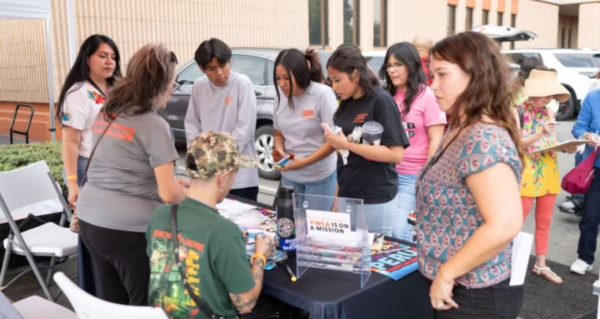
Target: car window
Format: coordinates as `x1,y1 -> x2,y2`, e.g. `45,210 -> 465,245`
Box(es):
366,56 -> 385,76
266,60 -> 274,86
504,52 -> 543,64
177,62 -> 203,84
232,54 -> 266,86
318,51 -> 332,78
554,53 -> 597,68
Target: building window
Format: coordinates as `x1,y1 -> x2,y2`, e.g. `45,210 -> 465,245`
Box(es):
497,12 -> 503,26
343,0 -> 360,44
373,0 -> 387,47
510,14 -> 516,49
482,9 -> 489,25
465,8 -> 473,30
447,5 -> 456,36
309,0 -> 329,46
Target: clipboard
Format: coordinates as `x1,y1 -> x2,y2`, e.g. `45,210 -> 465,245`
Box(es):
531,139 -> 587,153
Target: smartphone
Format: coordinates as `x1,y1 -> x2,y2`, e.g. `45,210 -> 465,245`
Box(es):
270,250 -> 288,263
275,155 -> 292,169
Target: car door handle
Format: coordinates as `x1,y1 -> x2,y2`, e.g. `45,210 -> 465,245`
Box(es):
166,115 -> 178,120
255,91 -> 263,97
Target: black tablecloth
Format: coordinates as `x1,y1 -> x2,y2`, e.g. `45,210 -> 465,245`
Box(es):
263,257 -> 434,319
228,194 -> 434,319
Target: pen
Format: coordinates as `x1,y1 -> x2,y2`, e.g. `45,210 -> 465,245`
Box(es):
281,262 -> 297,282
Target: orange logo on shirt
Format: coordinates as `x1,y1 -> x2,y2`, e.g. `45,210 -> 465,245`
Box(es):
93,119 -> 136,142
303,109 -> 316,119
353,113 -> 368,124
224,96 -> 233,106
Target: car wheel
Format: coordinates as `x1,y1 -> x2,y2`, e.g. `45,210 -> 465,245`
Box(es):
556,95 -> 576,121
255,125 -> 280,180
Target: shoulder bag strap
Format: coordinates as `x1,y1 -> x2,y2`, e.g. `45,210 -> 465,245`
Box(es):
87,78 -> 107,98
170,205 -> 224,319
83,113 -> 118,180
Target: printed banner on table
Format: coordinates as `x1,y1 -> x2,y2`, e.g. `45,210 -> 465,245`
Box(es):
370,237 -> 418,280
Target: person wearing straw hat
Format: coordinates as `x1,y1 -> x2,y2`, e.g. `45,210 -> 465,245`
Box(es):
519,68 -> 578,285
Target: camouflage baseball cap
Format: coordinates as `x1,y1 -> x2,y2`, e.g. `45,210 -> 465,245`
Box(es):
186,132 -> 257,179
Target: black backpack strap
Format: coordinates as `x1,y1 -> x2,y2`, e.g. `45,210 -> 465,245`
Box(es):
170,205 -> 224,319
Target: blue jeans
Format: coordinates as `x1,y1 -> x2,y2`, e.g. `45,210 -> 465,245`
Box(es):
62,156 -> 89,187
393,174 -> 418,241
577,170 -> 600,264
364,197 -> 399,237
281,171 -> 337,211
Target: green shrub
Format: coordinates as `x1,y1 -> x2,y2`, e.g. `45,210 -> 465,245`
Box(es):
0,142 -> 65,192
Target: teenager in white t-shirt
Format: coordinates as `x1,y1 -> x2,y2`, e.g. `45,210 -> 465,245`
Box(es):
184,38 -> 259,201
380,42 -> 446,241
272,48 -> 338,210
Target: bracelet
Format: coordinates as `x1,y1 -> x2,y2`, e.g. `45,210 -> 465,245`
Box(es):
438,268 -> 455,285
66,175 -> 78,181
251,253 -> 267,266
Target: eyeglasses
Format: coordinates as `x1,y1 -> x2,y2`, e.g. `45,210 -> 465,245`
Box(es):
385,63 -> 404,71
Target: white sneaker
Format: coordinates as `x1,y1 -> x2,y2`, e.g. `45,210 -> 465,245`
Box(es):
560,200 -> 576,210
570,259 -> 593,275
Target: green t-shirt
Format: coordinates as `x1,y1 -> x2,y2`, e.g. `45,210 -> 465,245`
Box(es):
147,198 -> 255,319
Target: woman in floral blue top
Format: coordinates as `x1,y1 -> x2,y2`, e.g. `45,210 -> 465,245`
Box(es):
417,32 -> 524,318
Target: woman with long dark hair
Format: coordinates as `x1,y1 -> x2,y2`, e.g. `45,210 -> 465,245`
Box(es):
57,34 -> 121,294
380,42 -> 446,241
417,32 -> 524,317
323,45 -> 410,236
58,34 -> 121,212
76,44 -> 187,305
272,48 -> 338,209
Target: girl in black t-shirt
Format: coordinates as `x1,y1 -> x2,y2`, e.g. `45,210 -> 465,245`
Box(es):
323,45 -> 410,236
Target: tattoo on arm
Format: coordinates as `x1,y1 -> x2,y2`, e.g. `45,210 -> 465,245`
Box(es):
229,259 -> 265,314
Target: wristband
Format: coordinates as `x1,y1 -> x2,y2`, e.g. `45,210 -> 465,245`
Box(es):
438,268 -> 455,285
251,253 -> 267,266
66,175 -> 78,181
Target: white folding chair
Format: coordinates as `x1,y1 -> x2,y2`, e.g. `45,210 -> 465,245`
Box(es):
53,272 -> 168,319
0,161 -> 77,301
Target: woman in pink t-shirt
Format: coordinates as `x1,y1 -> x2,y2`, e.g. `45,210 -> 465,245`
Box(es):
380,42 -> 447,241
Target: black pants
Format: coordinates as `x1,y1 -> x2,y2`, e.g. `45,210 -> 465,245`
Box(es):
229,186 -> 259,201
577,170 -> 600,264
423,274 -> 523,319
79,220 -> 150,305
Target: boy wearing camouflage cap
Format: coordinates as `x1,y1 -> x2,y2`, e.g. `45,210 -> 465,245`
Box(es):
147,132 -> 274,318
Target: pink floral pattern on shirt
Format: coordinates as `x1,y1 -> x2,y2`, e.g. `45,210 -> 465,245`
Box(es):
416,123 -> 522,288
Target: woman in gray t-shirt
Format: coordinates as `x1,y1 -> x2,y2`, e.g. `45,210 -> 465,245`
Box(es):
273,49 -> 338,210
77,44 -> 187,305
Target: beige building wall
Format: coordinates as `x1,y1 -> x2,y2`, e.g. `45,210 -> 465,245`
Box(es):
578,2 -> 600,49
515,0 -> 560,48
387,0 -> 447,46
0,19 -> 49,104
327,0 -> 344,49
359,0 -> 375,50
0,0 -> 308,105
